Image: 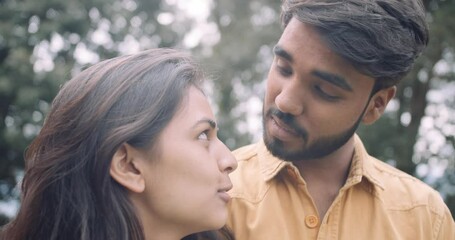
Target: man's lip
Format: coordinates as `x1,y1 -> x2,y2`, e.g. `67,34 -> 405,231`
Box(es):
271,115 -> 299,136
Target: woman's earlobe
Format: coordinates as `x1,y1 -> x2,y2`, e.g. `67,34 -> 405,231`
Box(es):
110,143 -> 145,193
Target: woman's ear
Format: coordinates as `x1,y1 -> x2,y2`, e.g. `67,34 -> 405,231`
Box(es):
110,143 -> 145,193
362,86 -> 396,125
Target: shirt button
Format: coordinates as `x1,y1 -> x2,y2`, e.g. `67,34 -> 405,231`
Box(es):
305,215 -> 319,228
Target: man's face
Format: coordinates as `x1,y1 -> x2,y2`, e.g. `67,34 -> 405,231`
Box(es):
263,18 -> 376,161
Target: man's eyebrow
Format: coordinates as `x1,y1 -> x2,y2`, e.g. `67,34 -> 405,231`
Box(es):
273,45 -> 293,62
312,70 -> 353,91
192,118 -> 217,130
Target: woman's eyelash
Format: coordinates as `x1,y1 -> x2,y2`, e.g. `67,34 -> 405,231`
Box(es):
198,130 -> 210,140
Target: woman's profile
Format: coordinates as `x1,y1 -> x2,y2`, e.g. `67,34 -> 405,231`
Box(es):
0,48 -> 237,240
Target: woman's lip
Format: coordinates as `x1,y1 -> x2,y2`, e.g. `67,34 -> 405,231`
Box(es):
217,191 -> 231,203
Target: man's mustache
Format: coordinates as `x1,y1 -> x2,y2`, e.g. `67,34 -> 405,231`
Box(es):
267,108 -> 308,140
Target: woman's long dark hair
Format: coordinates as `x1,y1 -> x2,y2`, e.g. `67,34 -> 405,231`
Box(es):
1,48 -> 233,240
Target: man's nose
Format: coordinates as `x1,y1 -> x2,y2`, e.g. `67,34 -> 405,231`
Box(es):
275,81 -> 304,116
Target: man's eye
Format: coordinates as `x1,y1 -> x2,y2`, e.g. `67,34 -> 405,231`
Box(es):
277,65 -> 292,77
275,58 -> 292,77
314,85 -> 340,101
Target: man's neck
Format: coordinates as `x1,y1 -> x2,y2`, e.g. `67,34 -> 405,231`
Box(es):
293,136 -> 356,218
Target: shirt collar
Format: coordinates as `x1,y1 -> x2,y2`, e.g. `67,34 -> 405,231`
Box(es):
257,134 -> 385,190
257,139 -> 291,182
348,134 -> 385,190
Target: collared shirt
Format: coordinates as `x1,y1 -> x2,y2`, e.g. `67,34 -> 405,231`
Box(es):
227,135 -> 455,240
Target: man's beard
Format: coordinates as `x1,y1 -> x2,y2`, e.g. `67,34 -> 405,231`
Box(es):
263,105 -> 367,162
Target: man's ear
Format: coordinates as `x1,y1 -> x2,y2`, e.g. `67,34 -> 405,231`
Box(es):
110,143 -> 145,193
362,86 -> 396,125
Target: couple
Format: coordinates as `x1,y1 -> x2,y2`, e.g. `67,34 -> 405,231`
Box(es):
2,0 -> 454,239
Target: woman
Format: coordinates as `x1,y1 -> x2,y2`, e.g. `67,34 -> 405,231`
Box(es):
1,49 -> 237,240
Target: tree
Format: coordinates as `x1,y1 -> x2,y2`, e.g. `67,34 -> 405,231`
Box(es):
200,0 -> 281,149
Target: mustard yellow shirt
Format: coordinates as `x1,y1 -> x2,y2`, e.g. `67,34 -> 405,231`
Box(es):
227,135 -> 455,240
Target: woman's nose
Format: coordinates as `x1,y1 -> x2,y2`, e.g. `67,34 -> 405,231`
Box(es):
216,140 -> 238,174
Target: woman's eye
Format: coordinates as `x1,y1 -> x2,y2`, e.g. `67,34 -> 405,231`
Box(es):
198,131 -> 209,141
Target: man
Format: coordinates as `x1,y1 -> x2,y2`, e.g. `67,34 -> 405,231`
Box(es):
226,0 -> 455,239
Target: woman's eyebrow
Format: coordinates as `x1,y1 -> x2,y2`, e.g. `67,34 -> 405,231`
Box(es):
192,118 -> 217,130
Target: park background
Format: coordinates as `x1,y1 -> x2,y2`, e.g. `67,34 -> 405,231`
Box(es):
0,0 -> 454,223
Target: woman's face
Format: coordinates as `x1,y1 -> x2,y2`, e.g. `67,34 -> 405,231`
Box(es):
135,86 -> 237,237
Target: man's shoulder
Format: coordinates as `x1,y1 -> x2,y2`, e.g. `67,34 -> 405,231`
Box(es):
229,143 -> 270,203
370,158 -> 434,194
231,143 -> 263,173
368,157 -> 448,216
232,143 -> 259,162
366,157 -> 455,237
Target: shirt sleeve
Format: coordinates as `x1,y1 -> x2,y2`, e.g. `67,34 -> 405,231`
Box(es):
434,207 -> 455,240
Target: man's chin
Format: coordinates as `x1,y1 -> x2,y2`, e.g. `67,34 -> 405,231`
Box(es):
263,135 -> 306,162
